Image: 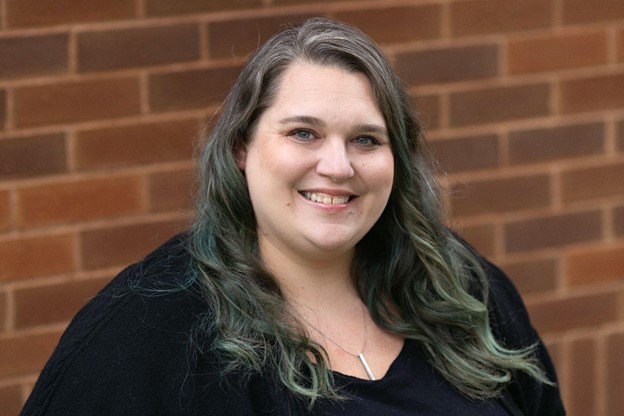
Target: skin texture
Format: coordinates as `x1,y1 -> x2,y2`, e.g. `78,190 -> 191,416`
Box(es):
239,62 -> 395,267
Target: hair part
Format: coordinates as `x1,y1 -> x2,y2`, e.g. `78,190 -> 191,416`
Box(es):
189,17 -> 550,407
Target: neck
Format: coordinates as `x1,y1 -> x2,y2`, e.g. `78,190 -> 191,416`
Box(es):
259,237 -> 360,309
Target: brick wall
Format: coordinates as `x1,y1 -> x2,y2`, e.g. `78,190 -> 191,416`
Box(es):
0,0 -> 622,414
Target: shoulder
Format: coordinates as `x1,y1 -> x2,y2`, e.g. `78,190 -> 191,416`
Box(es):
20,234 -> 226,414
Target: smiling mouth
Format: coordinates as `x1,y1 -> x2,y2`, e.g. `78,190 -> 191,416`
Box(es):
301,192 -> 353,205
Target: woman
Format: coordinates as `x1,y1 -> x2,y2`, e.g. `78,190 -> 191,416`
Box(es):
21,18 -> 565,415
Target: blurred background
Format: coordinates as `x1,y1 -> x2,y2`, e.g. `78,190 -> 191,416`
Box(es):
1,0 -> 623,414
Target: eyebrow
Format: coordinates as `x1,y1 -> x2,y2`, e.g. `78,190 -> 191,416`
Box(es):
279,116 -> 388,136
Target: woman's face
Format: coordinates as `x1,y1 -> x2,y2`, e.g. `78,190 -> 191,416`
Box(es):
238,62 -> 394,261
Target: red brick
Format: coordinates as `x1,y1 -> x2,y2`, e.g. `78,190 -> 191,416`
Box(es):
450,83 -> 550,127
508,31 -> 607,74
75,119 -> 197,171
0,190 -> 10,231
499,257 -> 558,295
15,277 -> 109,328
568,337 -> 597,416
0,33 -> 68,79
412,94 -> 440,130
561,162 -> 624,203
0,133 -> 66,179
6,0 -> 137,28
560,73 -> 624,114
619,29 -> 624,63
0,90 -> 6,130
509,122 -> 604,165
14,77 -> 141,128
0,234 -> 76,281
17,176 -> 143,227
527,291 -> 617,333
451,174 -> 550,217
78,24 -> 199,72
334,5 -> 441,44
207,14 -> 316,60
80,219 -> 187,270
505,211 -> 602,253
619,120 -> 624,151
457,223 -> 496,257
0,331 -> 61,377
563,0 -> 624,24
429,134 -> 499,173
606,332 -> 624,415
451,0 -> 553,36
615,205 -> 624,237
0,384 -> 23,416
566,246 -> 624,286
148,168 -> 194,212
0,291 -> 7,332
149,65 -> 241,112
396,44 -> 498,86
146,0 -> 261,16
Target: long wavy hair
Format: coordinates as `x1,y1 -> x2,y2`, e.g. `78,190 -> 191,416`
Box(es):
189,17 -> 548,405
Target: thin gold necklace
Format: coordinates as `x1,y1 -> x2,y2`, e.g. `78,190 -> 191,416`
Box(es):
299,305 -> 376,380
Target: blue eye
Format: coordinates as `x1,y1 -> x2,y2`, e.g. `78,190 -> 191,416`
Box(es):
353,136 -> 379,146
291,129 -> 314,140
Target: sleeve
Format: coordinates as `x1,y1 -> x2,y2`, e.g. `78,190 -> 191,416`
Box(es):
483,259 -> 566,416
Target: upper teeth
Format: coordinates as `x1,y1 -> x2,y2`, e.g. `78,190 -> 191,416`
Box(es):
303,192 -> 350,204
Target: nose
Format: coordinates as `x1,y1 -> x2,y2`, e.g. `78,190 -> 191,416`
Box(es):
316,139 -> 355,182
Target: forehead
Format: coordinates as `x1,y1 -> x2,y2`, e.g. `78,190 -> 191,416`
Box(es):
266,62 -> 384,121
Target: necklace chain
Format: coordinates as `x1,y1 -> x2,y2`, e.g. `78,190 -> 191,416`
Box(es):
299,305 -> 376,380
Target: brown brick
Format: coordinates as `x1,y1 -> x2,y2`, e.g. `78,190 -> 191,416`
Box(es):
146,0 -> 260,16
527,291 -> 617,333
505,211 -> 602,253
0,291 -> 7,332
430,134 -> 499,173
15,277 -> 109,328
450,83 -> 550,127
615,205 -> 624,237
148,168 -> 194,212
451,0 -> 553,36
568,337 -> 597,416
0,384 -> 23,416
207,14 -> 316,60
334,5 -> 441,44
451,174 -> 550,217
0,134 -> 66,179
508,31 -> 607,74
619,120 -> 624,151
566,246 -> 624,286
0,331 -> 61,377
396,44 -> 498,86
0,190 -> 10,231
412,94 -> 440,130
619,29 -> 624,63
80,219 -> 187,270
0,234 -> 75,281
500,257 -> 558,295
561,162 -> 624,203
457,223 -> 496,257
509,122 -> 605,165
6,0 -> 137,28
75,119 -> 197,171
14,78 -> 141,128
149,66 -> 240,112
17,176 -> 143,227
0,33 -> 68,79
560,73 -> 624,114
0,90 -> 6,130
78,24 -> 199,72
563,0 -> 624,24
606,332 -> 624,415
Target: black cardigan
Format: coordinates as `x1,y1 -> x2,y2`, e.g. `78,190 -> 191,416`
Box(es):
20,234 -> 565,415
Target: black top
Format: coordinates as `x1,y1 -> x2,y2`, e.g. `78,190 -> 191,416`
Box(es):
20,234 -> 565,415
